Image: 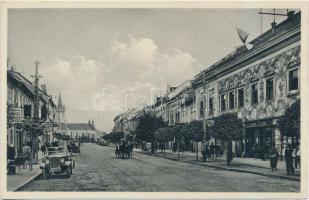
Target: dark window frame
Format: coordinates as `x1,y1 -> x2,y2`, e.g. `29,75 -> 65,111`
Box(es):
229,91 -> 235,109
251,83 -> 258,104
220,93 -> 226,111
209,96 -> 213,114
238,88 -> 244,107
266,78 -> 274,101
289,68 -> 299,91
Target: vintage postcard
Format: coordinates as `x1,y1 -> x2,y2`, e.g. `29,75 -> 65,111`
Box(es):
0,0 -> 308,199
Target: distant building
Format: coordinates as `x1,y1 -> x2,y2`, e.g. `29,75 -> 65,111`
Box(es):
60,120 -> 97,140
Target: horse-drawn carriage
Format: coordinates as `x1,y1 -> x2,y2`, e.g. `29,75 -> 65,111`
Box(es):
115,139 -> 134,159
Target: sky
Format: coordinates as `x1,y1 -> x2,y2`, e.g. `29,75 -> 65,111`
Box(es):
8,8 -> 289,132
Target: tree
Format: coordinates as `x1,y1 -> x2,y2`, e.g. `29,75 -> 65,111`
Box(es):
277,99 -> 300,138
135,113 -> 165,153
210,113 -> 244,165
182,120 -> 204,161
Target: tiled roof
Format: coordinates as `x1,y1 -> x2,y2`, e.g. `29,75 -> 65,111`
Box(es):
7,70 -> 53,104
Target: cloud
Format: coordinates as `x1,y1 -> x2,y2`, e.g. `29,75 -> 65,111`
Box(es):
41,34 -> 201,130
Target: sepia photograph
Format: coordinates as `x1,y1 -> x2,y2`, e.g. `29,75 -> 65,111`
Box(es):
0,1 -> 308,199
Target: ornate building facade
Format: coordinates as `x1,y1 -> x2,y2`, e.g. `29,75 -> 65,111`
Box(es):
193,11 -> 300,157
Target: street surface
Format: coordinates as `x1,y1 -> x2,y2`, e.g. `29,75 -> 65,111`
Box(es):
21,144 -> 300,192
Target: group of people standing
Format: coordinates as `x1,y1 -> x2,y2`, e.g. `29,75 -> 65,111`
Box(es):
268,144 -> 300,175
115,141 -> 134,159
201,143 -> 223,162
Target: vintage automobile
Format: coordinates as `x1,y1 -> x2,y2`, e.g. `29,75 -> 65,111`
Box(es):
67,140 -> 81,156
40,146 -> 75,179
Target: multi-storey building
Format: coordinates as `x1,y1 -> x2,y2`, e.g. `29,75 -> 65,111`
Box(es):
193,11 -> 300,157
7,68 -> 56,152
166,80 -> 196,125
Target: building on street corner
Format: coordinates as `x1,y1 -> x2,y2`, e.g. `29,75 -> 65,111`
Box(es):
192,11 -> 300,158
7,67 -> 57,154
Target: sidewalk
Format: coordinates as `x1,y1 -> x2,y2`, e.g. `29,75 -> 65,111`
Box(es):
7,163 -> 42,191
133,148 -> 300,181
7,150 -> 44,191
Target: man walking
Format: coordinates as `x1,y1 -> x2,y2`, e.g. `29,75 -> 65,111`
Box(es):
285,144 -> 295,175
210,142 -> 215,159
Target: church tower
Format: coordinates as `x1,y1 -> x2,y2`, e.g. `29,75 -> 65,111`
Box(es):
56,93 -> 66,131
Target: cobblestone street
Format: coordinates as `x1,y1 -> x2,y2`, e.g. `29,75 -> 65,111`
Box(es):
21,144 -> 300,192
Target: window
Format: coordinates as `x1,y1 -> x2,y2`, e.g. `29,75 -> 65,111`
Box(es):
24,104 -> 32,118
251,84 -> 258,104
229,91 -> 235,109
10,130 -> 13,145
289,69 -> 299,91
238,88 -> 244,107
266,78 -> 274,100
220,94 -> 226,111
200,101 -> 204,117
209,97 -> 213,114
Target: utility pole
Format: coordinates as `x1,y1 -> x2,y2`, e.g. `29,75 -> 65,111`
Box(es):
30,60 -> 42,161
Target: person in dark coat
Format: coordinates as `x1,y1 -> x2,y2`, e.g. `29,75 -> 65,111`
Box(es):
210,143 -> 215,158
269,146 -> 279,171
215,143 -> 219,157
41,144 -> 46,156
202,147 -> 207,162
285,145 -> 295,175
227,141 -> 233,165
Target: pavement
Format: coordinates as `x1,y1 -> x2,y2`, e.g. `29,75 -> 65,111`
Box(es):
6,151 -> 44,191
20,144 -> 300,192
133,148 -> 300,181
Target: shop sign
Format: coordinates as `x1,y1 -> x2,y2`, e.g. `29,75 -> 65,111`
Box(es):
245,118 -> 273,128
11,107 -> 22,123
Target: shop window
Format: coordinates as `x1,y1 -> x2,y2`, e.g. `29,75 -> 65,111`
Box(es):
238,88 -> 244,107
251,84 -> 258,104
229,91 -> 235,109
209,97 -> 213,114
289,69 -> 299,91
220,94 -> 226,111
266,78 -> 274,101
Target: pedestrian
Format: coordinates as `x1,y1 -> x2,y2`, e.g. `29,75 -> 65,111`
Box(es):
202,147 -> 207,162
210,142 -> 215,158
292,146 -> 297,169
227,141 -> 233,165
22,143 -> 32,171
41,144 -> 46,156
115,144 -> 119,158
206,146 -> 211,161
285,144 -> 295,175
7,144 -> 16,175
295,146 -> 300,169
269,145 -> 278,171
215,143 -> 219,157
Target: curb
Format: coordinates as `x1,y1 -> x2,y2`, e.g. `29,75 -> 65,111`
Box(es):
12,170 -> 42,191
135,151 -> 300,182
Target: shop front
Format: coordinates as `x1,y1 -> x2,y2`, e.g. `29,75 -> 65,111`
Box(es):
244,118 -> 277,159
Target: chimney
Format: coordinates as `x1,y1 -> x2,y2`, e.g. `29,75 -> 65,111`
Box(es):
271,21 -> 277,33
287,11 -> 295,20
